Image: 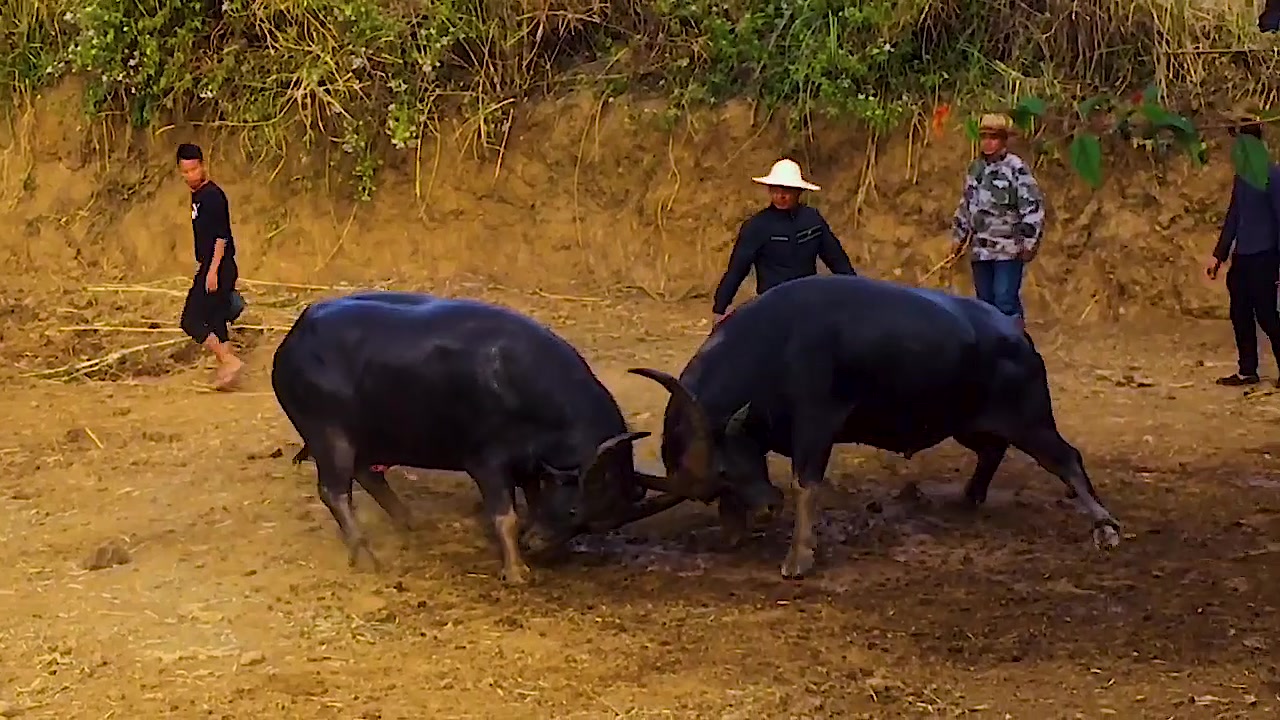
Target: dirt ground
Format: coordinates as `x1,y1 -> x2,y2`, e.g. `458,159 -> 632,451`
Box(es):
0,286 -> 1277,719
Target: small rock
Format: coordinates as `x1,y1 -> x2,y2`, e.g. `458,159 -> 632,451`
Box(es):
82,541 -> 131,571
238,651 -> 265,667
0,700 -> 22,717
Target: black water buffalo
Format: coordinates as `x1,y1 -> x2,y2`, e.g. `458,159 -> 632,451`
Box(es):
286,290 -> 439,467
629,274 -> 1122,579
271,291 -> 683,584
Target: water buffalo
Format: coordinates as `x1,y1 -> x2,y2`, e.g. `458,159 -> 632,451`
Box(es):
629,274 -> 1122,579
271,291 -> 683,584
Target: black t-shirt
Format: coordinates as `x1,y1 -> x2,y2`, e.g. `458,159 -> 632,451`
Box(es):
191,181 -> 236,270
711,205 -> 856,314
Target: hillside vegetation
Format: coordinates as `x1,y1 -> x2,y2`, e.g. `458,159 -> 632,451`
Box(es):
2,0 -> 1276,198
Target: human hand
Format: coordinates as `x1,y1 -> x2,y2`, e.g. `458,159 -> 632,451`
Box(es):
1205,257 -> 1222,280
205,271 -> 219,293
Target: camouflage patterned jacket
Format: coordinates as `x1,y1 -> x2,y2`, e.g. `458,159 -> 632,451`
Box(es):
951,152 -> 1046,262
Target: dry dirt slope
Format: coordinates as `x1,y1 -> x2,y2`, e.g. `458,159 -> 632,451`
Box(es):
0,80 -> 1243,324
0,83 -> 1278,718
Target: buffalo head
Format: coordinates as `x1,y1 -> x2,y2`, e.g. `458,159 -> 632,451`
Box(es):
626,368 -> 783,526
521,431 -> 685,555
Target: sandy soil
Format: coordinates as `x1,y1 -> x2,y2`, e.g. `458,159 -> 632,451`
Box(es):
0,288 -> 1277,719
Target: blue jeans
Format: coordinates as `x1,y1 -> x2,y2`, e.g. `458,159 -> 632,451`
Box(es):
971,259 -> 1025,318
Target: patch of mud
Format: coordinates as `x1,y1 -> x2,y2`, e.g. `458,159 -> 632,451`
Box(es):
567,484 -> 989,580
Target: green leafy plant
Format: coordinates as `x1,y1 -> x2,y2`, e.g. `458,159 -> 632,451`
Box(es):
4,0 -> 1280,199
963,86 -> 1270,191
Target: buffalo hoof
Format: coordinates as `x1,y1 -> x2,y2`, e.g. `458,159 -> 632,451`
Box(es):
1092,523 -> 1121,551
780,545 -> 815,579
501,562 -> 533,586
349,543 -> 382,573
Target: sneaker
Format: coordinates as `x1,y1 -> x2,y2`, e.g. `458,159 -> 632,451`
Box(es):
1216,373 -> 1260,386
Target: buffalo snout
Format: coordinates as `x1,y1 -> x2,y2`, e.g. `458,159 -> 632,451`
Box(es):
519,521 -> 570,560
738,478 -> 784,525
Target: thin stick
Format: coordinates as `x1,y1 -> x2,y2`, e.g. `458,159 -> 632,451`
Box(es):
23,337 -> 189,379
59,324 -> 291,332
84,428 -> 104,449
317,203 -> 359,273
492,112 -> 513,182
920,239 -> 971,283
239,278 -> 365,291
86,286 -> 186,297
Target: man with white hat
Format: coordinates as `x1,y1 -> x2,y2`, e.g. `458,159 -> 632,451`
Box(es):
710,158 -> 856,325
951,113 -> 1046,333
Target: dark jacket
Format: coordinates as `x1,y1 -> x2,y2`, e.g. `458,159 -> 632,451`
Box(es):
712,205 -> 856,315
1213,165 -> 1280,261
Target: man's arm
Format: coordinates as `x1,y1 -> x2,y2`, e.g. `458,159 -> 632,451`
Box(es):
952,166 -> 978,246
711,222 -> 761,316
1013,162 -> 1046,256
816,213 -> 856,275
201,190 -> 233,288
1212,181 -> 1241,263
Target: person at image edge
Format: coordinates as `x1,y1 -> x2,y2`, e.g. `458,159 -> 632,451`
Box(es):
176,143 -> 244,390
951,112 -> 1047,335
710,158 -> 857,326
1204,114 -> 1280,387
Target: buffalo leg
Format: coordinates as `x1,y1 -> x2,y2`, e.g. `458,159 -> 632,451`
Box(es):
781,410 -> 844,579
355,468 -> 415,532
717,491 -> 751,549
953,432 -> 1010,505
1009,427 -> 1121,549
718,450 -> 783,548
519,477 -> 542,519
313,435 -> 381,570
468,465 -> 532,585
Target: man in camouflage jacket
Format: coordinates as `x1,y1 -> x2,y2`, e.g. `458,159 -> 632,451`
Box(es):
952,113 -> 1047,332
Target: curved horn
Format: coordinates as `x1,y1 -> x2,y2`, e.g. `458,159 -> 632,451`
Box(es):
577,431 -> 650,513
724,403 -> 751,437
627,367 -> 714,497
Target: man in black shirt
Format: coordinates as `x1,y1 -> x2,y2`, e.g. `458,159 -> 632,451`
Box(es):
711,159 -> 856,326
177,143 -> 243,390
1205,117 -> 1280,387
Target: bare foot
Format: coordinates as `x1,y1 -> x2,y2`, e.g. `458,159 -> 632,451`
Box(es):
214,358 -> 244,391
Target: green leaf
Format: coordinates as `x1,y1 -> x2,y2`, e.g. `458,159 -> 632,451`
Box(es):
1187,139 -> 1208,167
1069,133 -> 1104,190
1077,94 -> 1112,119
1009,96 -> 1046,133
1158,111 -> 1197,138
1014,96 -> 1048,117
1009,109 -> 1034,132
963,116 -> 979,142
1232,134 -> 1271,191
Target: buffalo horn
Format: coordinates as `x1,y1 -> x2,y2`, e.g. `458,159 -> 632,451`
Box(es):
626,367 -> 715,500
578,431 -> 650,512
724,403 -> 751,437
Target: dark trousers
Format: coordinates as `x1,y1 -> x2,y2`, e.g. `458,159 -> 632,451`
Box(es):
180,262 -> 239,344
1226,251 -> 1280,376
971,259 -> 1026,318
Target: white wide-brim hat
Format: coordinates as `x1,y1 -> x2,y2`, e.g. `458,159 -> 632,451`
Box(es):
752,159 -> 820,192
